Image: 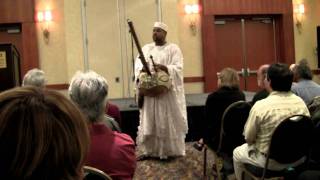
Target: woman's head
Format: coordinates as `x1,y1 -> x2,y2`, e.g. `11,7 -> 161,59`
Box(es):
217,67 -> 240,89
0,86 -> 89,180
69,71 -> 109,123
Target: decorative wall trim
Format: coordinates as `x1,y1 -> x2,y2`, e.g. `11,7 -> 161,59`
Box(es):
184,76 -> 205,83
46,84 -> 69,90
45,77 -> 205,90
312,69 -> 320,74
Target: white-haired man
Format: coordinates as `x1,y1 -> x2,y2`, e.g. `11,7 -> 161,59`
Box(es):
135,22 -> 188,160
22,68 -> 46,87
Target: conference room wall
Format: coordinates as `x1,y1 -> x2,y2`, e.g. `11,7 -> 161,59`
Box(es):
32,0 -> 320,97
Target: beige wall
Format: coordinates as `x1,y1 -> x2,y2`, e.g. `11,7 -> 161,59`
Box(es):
36,0 -> 204,98
36,0 -> 68,84
36,0 -> 320,98
64,0 -> 85,79
292,0 -> 320,81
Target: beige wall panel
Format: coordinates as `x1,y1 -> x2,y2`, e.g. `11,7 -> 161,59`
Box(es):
184,83 -> 204,94
86,0 -> 123,98
64,0 -> 85,80
177,0 -> 203,80
293,0 -> 320,83
36,0 -> 68,84
293,0 -> 319,67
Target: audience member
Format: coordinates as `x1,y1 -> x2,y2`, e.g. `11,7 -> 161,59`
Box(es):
251,64 -> 270,105
69,71 -> 136,180
289,63 -> 298,83
0,86 -> 89,180
105,101 -> 122,127
291,60 -> 320,105
233,63 -> 310,180
22,68 -> 46,87
202,67 -> 245,150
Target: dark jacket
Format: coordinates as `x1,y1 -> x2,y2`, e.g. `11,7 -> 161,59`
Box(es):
251,89 -> 269,105
203,86 -> 245,150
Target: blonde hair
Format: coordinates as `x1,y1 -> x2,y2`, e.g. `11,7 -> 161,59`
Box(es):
218,67 -> 240,88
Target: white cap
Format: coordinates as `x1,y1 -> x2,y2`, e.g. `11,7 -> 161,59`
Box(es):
154,22 -> 168,32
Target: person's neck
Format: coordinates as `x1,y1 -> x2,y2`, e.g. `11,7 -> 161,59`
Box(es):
155,41 -> 166,46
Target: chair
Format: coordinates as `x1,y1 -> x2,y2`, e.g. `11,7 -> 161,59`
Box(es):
307,96 -> 320,116
83,166 -> 112,180
242,115 -> 314,180
203,100 -> 252,179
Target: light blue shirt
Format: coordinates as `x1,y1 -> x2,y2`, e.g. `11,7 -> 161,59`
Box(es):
291,80 -> 320,105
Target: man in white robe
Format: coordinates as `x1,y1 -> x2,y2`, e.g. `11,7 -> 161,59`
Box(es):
134,22 -> 188,159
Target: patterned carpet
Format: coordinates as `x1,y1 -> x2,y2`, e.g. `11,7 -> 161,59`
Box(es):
133,142 -> 217,179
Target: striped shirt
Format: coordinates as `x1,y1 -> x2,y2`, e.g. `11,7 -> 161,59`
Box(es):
243,91 -> 310,154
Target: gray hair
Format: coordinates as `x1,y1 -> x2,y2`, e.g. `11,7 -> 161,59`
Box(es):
69,71 -> 108,122
22,68 -> 46,87
296,62 -> 313,80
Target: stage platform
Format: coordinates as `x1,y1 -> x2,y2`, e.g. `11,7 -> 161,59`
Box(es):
109,92 -> 255,142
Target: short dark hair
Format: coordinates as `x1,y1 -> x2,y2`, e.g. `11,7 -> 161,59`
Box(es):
296,63 -> 313,80
0,86 -> 89,179
267,63 -> 293,92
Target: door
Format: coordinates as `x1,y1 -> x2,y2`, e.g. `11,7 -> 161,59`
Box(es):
214,16 -> 278,91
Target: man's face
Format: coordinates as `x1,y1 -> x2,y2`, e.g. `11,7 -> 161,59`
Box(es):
152,27 -> 166,44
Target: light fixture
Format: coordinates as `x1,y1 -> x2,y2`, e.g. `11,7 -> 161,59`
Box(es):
294,3 -> 305,33
184,4 -> 200,36
36,10 -> 53,42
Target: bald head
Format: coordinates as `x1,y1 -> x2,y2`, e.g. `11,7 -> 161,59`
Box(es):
257,64 -> 269,88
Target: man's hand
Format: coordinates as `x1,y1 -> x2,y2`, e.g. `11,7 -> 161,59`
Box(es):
154,64 -> 168,74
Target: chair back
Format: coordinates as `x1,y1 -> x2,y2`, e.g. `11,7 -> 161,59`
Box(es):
267,115 -> 313,165
218,100 -> 251,155
83,166 -> 112,180
310,120 -> 320,163
308,96 -> 320,116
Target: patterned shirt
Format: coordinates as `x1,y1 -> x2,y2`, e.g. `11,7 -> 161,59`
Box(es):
244,91 -> 310,154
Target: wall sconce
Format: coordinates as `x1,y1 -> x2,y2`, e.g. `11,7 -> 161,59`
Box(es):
37,10 -> 53,42
184,4 -> 200,36
294,3 -> 305,33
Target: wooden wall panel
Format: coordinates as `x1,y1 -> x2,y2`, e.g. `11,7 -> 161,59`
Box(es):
0,0 -> 39,77
201,0 -> 295,92
203,0 -> 291,15
21,22 -> 39,76
0,0 -> 35,23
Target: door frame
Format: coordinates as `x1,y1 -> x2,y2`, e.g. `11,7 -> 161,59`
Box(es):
200,0 -> 295,92
213,16 -> 278,91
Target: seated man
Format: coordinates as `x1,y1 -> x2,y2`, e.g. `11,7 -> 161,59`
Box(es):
233,63 -> 310,179
69,71 -> 136,180
291,60 -> 320,105
251,64 -> 270,105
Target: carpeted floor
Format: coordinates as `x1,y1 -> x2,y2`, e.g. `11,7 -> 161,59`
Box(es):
133,142 -> 217,179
